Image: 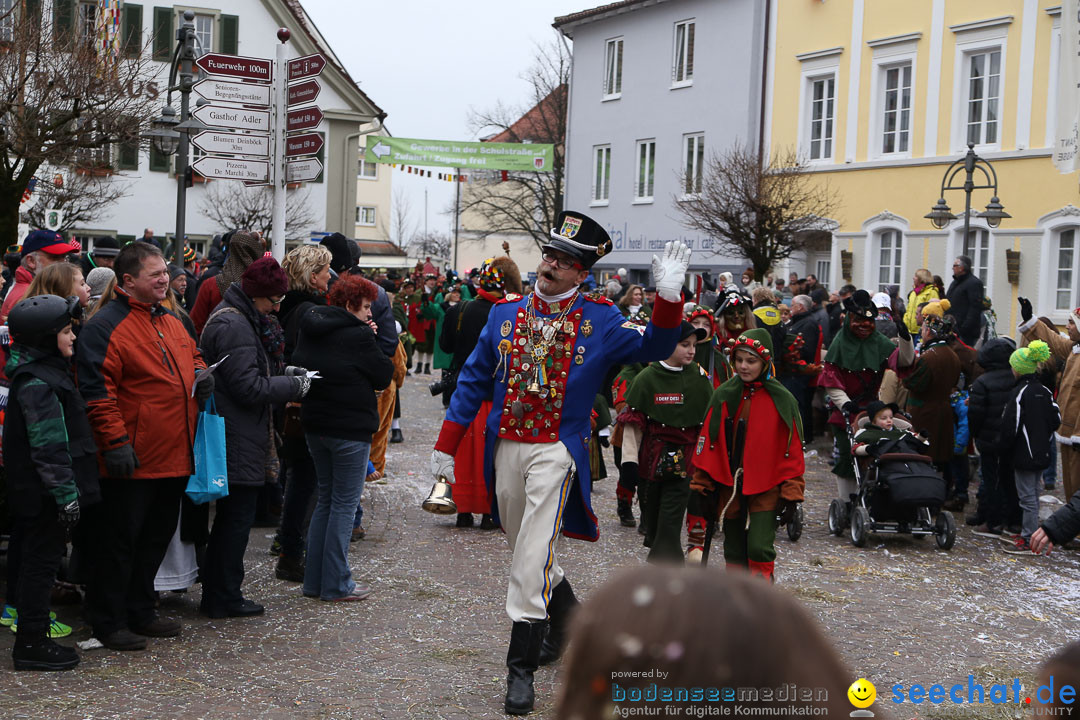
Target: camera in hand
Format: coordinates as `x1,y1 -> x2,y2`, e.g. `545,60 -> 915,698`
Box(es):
429,370 -> 457,396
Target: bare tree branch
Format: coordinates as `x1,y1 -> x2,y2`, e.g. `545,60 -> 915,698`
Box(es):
407,230 -> 451,261
198,183 -> 317,243
459,33 -> 568,252
675,144 -> 841,280
24,168 -> 132,232
391,189 -> 415,249
0,11 -> 161,244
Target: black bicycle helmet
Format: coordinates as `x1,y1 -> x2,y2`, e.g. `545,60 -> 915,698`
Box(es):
8,294 -> 81,353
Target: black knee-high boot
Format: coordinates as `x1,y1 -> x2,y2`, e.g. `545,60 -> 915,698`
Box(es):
505,621 -> 545,715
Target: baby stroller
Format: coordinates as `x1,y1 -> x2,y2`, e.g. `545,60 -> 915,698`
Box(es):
827,412 -> 955,550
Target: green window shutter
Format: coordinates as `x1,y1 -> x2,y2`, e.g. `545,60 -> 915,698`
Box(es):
24,0 -> 42,22
116,234 -> 136,246
314,132 -> 325,183
152,6 -> 173,61
220,15 -> 238,55
122,3 -> 143,57
53,0 -> 74,37
116,140 -> 139,170
149,145 -> 169,172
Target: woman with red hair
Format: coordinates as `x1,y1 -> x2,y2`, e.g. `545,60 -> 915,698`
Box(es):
292,275 -> 394,602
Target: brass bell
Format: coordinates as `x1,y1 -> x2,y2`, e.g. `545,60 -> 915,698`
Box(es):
422,476 -> 457,514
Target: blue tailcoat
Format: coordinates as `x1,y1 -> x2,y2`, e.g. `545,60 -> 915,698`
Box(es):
445,294 -> 682,541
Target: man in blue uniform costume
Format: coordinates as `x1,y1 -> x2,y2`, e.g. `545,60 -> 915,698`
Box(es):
430,210 -> 691,714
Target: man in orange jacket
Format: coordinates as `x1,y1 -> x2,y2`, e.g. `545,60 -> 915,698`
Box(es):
77,241 -> 211,652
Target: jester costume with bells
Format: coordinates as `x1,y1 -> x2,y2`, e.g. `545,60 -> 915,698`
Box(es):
430,211 -> 691,715
689,329 -> 805,582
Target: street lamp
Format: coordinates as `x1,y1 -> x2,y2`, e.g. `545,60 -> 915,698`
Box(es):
146,106 -> 180,156
924,141 -> 1011,249
140,10 -> 206,268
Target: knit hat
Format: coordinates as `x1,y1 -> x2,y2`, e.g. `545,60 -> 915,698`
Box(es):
86,267 -> 115,299
871,292 -> 892,309
183,246 -> 197,264
1010,340 -> 1052,375
921,299 -> 951,318
320,232 -> 354,274
241,256 -> 288,298
167,264 -> 185,281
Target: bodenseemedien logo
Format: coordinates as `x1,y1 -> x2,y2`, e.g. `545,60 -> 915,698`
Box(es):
847,678 -> 876,717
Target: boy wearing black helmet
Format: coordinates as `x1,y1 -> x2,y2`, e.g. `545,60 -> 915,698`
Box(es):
4,294 -> 96,670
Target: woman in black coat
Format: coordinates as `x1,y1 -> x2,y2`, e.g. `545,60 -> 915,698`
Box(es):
198,257 -> 309,618
967,337 -> 1017,532
272,244 -> 333,582
292,274 -> 393,602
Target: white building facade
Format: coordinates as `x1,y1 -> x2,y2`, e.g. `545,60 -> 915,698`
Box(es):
555,0 -> 768,284
55,0 -> 385,256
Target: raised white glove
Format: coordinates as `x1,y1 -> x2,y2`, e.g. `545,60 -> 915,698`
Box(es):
431,450 -> 456,484
650,240 -> 692,302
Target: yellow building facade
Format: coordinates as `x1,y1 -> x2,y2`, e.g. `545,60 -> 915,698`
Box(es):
768,0 -> 1078,330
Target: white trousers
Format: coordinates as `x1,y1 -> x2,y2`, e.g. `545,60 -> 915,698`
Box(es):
494,439 -> 575,622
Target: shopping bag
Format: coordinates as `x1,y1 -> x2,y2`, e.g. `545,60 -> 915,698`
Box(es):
186,397 -> 229,504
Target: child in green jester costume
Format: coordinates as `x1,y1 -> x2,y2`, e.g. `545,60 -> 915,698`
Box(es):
689,329 -> 805,582
618,322 -> 712,563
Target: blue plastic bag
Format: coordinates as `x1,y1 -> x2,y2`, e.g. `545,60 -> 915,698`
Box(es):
185,397 -> 229,504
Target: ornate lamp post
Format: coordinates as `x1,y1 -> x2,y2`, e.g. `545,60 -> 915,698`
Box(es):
925,142 -> 1011,249
142,10 -> 207,268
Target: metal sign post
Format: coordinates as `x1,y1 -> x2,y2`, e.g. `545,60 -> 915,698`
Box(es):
271,29 -> 290,261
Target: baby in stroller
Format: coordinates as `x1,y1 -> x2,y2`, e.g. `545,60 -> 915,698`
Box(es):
829,400 -> 956,549
852,401 -> 927,459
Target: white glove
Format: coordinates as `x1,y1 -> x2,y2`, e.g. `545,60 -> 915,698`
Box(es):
431,450 -> 456,484
650,240 -> 692,302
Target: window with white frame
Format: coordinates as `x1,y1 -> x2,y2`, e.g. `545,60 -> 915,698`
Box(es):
964,48 -> 1002,147
877,230 -> 903,290
603,37 -> 623,98
592,145 -> 611,203
815,259 -> 831,284
672,20 -> 695,86
358,150 -> 377,179
356,206 -> 376,226
78,1 -> 97,45
635,139 -> 655,201
962,228 -> 990,281
1054,227 -> 1079,311
806,74 -> 836,161
683,133 -> 704,195
880,63 -> 912,154
193,14 -> 214,54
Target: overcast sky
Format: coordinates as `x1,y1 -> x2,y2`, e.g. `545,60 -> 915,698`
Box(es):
302,0 -> 584,239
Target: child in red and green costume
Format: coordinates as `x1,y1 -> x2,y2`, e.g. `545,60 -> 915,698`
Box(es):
688,329 -> 805,582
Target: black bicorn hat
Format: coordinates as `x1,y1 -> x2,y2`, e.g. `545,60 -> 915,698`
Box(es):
545,210 -> 612,270
842,289 -> 877,320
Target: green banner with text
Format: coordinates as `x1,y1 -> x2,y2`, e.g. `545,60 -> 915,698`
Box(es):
364,136 -> 554,172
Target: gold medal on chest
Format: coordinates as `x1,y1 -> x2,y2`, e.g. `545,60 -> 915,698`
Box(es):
581,319 -> 593,337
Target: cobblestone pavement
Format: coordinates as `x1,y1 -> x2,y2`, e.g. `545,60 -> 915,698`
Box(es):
0,378 -> 1076,719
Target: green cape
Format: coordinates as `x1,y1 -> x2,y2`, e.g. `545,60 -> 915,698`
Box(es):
823,314 -> 896,372
706,328 -> 802,443
625,362 -> 712,429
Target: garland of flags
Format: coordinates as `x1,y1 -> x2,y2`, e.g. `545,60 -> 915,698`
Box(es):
388,165 -> 516,184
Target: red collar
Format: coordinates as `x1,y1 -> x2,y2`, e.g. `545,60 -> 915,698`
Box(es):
476,288 -> 502,303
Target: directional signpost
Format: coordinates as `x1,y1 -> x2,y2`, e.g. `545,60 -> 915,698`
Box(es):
193,78 -> 271,106
184,36 -> 325,259
285,132 -> 324,158
195,53 -> 273,82
192,157 -> 269,182
192,130 -> 269,157
286,106 -> 323,133
193,104 -> 271,133
286,158 -> 323,183
287,79 -> 321,106
288,53 -> 326,81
